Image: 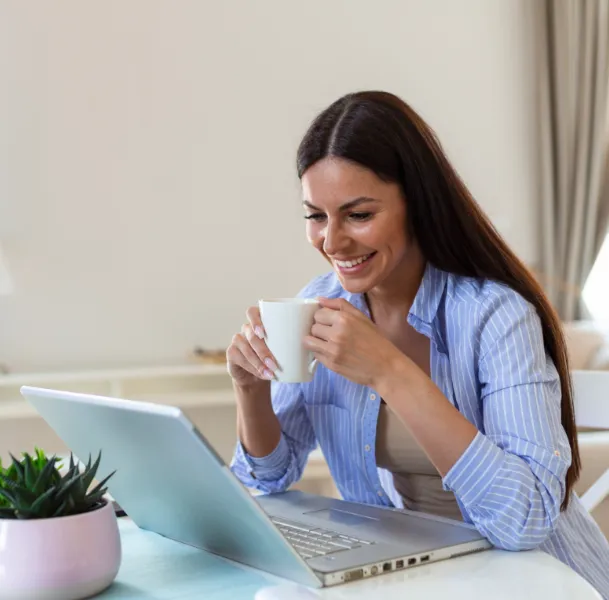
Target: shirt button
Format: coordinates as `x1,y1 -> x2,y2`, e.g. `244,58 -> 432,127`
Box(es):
554,450 -> 561,457
369,393 -> 377,401
364,444 -> 371,452
377,490 -> 383,497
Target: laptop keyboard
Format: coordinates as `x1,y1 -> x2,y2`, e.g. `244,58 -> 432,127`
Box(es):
271,518 -> 374,559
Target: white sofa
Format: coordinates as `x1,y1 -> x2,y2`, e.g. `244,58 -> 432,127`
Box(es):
564,321 -> 609,537
564,321 -> 609,371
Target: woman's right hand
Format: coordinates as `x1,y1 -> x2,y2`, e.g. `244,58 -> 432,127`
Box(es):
226,306 -> 279,387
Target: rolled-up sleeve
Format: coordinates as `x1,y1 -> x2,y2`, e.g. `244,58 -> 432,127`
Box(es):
230,381 -> 317,494
443,291 -> 571,551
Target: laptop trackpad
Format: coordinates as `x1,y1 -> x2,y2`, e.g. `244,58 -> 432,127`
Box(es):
304,508 -> 379,527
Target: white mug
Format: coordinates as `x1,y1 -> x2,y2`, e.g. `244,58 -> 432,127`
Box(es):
258,298 -> 320,383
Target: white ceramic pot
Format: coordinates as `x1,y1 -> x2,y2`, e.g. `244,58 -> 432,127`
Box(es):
0,500 -> 121,600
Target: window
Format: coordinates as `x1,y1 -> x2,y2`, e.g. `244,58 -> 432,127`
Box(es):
582,233 -> 609,322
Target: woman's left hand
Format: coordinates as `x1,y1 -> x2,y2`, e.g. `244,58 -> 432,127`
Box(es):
303,297 -> 404,387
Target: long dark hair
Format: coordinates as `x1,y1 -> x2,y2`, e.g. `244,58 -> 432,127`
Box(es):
297,91 -> 579,510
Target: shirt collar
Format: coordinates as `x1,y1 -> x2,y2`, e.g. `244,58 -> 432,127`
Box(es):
409,262 -> 448,325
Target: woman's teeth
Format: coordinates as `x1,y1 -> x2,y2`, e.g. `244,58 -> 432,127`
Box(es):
335,253 -> 373,268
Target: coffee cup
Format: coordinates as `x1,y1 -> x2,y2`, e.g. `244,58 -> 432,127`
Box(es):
258,298 -> 320,383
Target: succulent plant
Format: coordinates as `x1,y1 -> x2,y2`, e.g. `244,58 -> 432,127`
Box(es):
0,448 -> 115,520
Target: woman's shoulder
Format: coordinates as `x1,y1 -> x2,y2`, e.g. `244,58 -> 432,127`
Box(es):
297,271 -> 346,300
447,272 -> 540,334
449,272 -> 532,309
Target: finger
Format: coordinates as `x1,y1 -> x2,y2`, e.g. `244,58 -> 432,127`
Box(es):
227,340 -> 264,379
303,335 -> 330,355
227,346 -> 261,379
235,332 -> 274,379
242,323 -> 280,373
313,307 -> 340,326
318,297 -> 356,313
311,323 -> 333,341
246,306 -> 266,339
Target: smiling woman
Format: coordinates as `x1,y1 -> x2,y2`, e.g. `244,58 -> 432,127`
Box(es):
228,91 -> 609,599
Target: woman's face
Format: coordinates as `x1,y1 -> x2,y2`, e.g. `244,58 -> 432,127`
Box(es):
301,157 -> 415,294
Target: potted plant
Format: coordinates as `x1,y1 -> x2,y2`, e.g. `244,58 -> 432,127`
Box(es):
0,448 -> 121,600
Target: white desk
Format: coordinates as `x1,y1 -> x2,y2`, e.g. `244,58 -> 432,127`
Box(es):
97,519 -> 602,599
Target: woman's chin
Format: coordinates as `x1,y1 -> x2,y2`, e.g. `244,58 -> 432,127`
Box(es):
335,272 -> 376,294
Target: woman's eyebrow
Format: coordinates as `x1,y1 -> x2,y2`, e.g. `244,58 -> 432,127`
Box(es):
302,197 -> 380,211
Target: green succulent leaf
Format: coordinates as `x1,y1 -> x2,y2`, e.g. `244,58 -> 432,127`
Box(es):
55,472 -> 81,504
0,486 -> 20,506
82,452 -> 102,491
51,499 -> 68,518
9,454 -> 25,481
62,464 -> 79,483
23,454 -> 34,489
88,469 -> 115,498
85,490 -> 107,507
32,456 -> 59,496
0,473 -> 20,491
12,485 -> 38,506
30,486 -> 58,516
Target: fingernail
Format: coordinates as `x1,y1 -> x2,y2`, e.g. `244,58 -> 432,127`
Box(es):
264,358 -> 278,372
255,326 -> 265,339
263,368 -> 274,380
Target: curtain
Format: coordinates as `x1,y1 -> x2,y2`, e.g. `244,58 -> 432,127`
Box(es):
535,0 -> 609,320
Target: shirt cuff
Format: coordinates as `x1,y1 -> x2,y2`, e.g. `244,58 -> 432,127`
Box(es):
243,434 -> 291,481
442,430 -> 504,508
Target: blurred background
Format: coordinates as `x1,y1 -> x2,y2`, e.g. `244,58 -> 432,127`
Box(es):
1,0 -> 608,525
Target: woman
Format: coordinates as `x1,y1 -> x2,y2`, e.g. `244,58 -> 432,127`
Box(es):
228,91 -> 609,596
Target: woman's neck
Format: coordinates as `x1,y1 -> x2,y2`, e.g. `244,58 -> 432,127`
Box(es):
365,250 -> 426,320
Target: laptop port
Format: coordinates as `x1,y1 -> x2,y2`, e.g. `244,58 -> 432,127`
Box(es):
370,566 -> 378,575
395,559 -> 404,569
420,555 -> 430,563
408,558 -> 417,566
383,562 -> 392,572
345,569 -> 364,582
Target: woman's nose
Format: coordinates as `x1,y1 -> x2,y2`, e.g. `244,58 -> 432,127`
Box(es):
322,221 -> 348,256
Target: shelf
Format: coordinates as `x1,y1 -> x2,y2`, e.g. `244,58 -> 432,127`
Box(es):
134,390 -> 236,409
0,389 -> 237,421
0,363 -> 233,413
0,363 -> 228,388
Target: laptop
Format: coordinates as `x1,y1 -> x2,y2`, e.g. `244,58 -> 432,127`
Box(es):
20,385 -> 491,588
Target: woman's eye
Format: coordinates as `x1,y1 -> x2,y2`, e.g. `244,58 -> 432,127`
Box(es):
304,213 -> 326,222
350,212 -> 373,221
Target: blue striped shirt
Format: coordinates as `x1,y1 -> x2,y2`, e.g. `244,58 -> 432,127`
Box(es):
231,263 -> 609,597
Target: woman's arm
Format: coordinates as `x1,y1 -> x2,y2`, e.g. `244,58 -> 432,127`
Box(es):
235,380 -> 282,458
375,360 -> 478,476
376,296 -> 570,551
230,380 -> 318,494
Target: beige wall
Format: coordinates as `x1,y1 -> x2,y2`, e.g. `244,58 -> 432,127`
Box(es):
0,0 -> 538,372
